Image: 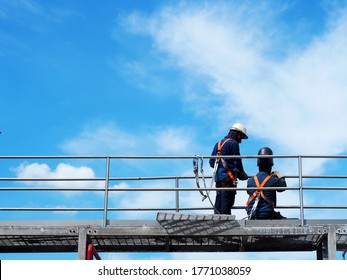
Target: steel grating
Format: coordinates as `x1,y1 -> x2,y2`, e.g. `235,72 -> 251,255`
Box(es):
0,213 -> 346,254
0,235 -> 78,253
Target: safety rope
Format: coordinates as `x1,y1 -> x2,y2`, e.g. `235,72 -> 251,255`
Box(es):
193,156 -> 208,200
193,155 -> 219,214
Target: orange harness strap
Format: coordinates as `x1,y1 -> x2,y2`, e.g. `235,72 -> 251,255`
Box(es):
246,175 -> 272,207
217,138 -> 230,155
217,138 -> 237,185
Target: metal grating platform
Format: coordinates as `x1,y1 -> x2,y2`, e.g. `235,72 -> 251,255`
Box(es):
0,213 -> 346,259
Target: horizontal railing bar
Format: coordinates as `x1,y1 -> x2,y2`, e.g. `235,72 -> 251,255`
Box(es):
0,187 -> 309,191
2,175 -> 347,182
1,186 -> 347,191
0,156 -> 108,159
301,187 -> 347,190
0,178 -> 106,181
1,205 -> 346,212
0,188 -> 105,191
0,207 -> 212,211
2,154 -> 347,159
0,186 -> 347,191
0,176 -> 198,181
302,206 -> 347,209
0,208 -> 105,211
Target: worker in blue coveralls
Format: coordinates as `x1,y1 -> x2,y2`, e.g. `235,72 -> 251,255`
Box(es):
209,123 -> 248,215
246,147 -> 287,219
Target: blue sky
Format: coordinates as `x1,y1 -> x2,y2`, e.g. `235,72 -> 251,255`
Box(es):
1,0 -> 347,260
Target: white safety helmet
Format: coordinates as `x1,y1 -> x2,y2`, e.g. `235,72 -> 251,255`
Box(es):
230,123 -> 248,139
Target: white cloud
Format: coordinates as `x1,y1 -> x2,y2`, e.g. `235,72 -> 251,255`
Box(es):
122,1 -> 347,175
61,122 -> 198,156
2,0 -> 44,16
152,127 -> 194,155
14,162 -> 102,192
61,122 -> 137,155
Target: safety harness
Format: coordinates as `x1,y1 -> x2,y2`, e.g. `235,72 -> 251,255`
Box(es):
246,175 -> 273,219
201,138 -> 239,214
216,138 -> 238,185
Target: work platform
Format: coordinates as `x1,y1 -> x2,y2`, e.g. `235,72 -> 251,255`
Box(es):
0,213 -> 346,260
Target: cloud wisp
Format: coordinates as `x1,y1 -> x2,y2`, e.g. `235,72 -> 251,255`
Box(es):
123,1 -> 347,160
61,122 -> 198,156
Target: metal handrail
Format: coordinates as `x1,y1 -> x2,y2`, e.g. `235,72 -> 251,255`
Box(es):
1,154 -> 347,226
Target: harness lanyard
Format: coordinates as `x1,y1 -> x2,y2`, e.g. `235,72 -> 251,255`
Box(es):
193,156 -> 219,213
208,154 -> 220,199
193,157 -> 208,200
199,157 -> 208,195
246,175 -> 272,219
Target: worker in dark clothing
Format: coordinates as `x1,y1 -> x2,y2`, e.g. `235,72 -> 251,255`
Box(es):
246,147 -> 286,219
209,123 -> 248,215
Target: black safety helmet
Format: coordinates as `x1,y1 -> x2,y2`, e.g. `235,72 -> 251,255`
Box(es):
257,147 -> 274,167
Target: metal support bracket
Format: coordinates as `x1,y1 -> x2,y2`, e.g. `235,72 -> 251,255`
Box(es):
317,227 -> 337,260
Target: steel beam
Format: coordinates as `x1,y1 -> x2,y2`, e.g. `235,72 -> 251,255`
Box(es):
77,228 -> 88,260
317,227 -> 337,260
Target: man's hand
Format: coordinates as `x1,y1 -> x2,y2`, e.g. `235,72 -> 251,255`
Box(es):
239,171 -> 248,180
271,170 -> 283,178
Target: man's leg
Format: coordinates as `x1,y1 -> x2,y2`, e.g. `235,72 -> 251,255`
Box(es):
214,191 -> 222,214
221,189 -> 236,214
271,211 -> 286,219
214,180 -> 223,214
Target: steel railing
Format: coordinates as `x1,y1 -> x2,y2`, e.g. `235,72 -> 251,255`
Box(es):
1,155 -> 347,227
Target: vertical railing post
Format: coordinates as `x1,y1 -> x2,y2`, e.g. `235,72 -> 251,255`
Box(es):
298,155 -> 305,226
175,177 -> 180,212
77,228 -> 88,260
103,156 -> 111,227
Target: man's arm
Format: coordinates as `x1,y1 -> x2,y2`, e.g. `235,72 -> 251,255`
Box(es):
271,171 -> 287,192
209,143 -> 217,168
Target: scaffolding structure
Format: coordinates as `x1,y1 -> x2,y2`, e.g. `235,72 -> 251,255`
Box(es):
0,155 -> 346,260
